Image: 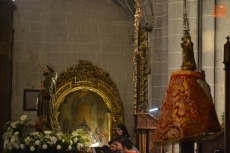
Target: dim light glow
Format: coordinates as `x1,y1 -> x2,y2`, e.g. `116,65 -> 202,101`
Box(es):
90,142 -> 100,147
149,108 -> 159,112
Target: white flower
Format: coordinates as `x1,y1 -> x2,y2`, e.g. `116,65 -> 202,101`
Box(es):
42,144 -> 48,149
77,143 -> 84,149
62,139 -> 65,143
20,144 -> 25,149
72,132 -> 78,137
70,140 -> 73,145
50,136 -> 57,144
35,140 -> 40,145
10,136 -> 15,143
24,137 -> 32,145
30,132 -> 39,136
20,115 -> 27,121
56,145 -> 61,150
44,131 -> 52,135
73,137 -> 78,142
30,146 -> 35,151
68,145 -> 72,150
14,132 -> 19,135
10,122 -> 16,128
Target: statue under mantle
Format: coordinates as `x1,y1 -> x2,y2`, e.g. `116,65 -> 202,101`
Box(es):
153,0 -> 220,144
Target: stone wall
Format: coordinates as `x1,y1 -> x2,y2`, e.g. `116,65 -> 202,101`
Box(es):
148,0 -> 169,118
12,0 -> 135,136
215,0 -> 230,121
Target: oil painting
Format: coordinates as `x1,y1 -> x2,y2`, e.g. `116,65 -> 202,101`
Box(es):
58,90 -> 108,146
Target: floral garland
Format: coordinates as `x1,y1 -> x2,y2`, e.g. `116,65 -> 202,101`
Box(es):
3,115 -> 91,153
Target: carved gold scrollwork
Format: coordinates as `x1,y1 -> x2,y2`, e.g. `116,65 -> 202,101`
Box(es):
133,2 -> 159,152
55,60 -> 124,139
133,0 -> 149,113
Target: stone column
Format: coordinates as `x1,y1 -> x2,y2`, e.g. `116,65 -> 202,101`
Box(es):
0,0 -> 16,151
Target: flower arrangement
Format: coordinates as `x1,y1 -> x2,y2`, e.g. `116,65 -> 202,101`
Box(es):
55,129 -> 91,152
3,115 -> 29,152
3,115 -> 91,153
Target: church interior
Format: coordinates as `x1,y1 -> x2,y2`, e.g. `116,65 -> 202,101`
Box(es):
0,0 -> 230,153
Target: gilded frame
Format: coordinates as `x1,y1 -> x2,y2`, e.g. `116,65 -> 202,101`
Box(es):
55,60 -> 124,140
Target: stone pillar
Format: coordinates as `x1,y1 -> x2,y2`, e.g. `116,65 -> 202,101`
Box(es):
202,0 -> 216,100
0,0 -> 16,151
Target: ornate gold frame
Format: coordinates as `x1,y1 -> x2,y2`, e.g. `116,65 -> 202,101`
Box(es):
55,60 -> 124,140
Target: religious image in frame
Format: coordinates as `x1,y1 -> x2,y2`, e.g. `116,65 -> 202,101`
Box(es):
58,90 -> 108,146
23,89 -> 40,111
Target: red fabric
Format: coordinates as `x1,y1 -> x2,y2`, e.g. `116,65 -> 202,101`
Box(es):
153,70 -> 220,142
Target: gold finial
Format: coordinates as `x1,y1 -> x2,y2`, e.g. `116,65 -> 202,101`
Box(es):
181,0 -> 197,70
